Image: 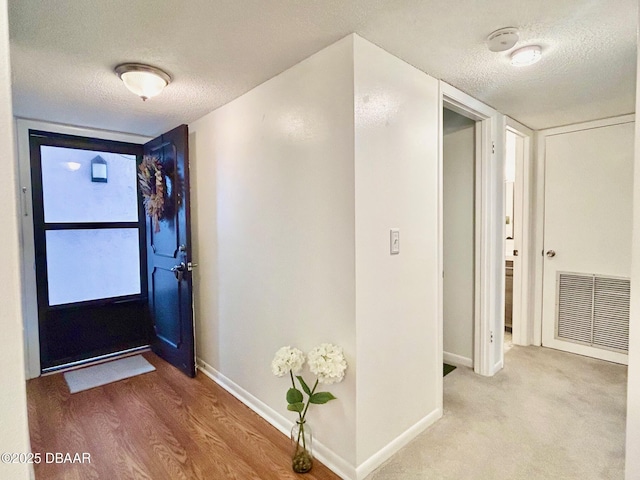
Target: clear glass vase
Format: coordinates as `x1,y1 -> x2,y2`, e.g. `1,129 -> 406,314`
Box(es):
291,420 -> 313,473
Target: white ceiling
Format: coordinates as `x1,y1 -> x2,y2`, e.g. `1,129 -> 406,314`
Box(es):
8,0 -> 637,137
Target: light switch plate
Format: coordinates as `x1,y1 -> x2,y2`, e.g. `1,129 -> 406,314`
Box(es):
390,229 -> 400,255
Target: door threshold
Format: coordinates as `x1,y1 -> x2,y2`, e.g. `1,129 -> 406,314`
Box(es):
41,345 -> 151,376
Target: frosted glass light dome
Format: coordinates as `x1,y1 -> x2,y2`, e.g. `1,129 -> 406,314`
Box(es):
115,64 -> 171,101
510,46 -> 542,67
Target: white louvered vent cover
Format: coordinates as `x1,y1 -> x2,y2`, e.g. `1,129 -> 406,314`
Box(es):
556,273 -> 630,353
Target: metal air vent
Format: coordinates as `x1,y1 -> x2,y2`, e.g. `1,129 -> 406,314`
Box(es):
556,272 -> 629,353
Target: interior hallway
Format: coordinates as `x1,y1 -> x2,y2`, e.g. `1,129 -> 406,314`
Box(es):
367,346 -> 627,480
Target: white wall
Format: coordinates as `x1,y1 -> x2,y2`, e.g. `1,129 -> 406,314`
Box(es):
353,35 -> 440,471
191,34 -> 442,479
190,35 -> 357,473
442,125 -> 475,363
625,12 -> 640,477
0,0 -> 32,478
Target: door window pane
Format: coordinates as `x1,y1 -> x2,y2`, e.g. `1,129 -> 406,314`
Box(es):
40,146 -> 138,223
46,228 -> 141,305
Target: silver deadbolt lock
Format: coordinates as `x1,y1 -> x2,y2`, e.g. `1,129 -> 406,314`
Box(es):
546,250 -> 556,258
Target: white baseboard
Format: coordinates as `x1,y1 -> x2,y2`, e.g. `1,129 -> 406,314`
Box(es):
443,351 -> 473,368
196,358 -> 356,480
355,408 -> 442,480
491,358 -> 504,375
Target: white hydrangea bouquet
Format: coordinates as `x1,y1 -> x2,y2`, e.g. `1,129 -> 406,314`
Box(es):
271,343 -> 347,473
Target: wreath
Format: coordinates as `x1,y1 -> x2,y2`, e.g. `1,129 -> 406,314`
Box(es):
138,155 -> 165,233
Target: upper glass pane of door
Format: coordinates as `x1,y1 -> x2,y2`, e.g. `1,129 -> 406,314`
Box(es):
40,146 -> 138,223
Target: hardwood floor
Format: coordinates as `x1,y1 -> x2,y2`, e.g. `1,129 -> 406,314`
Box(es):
27,353 -> 341,480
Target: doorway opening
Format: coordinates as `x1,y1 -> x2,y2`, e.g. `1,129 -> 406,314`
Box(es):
442,107 -> 476,370
28,131 -> 150,372
439,82 -> 505,384
18,120 -> 196,379
504,128 -> 521,355
503,119 -> 533,355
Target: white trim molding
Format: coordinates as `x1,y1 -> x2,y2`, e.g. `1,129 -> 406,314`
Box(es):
355,408 -> 442,480
440,82 -> 497,120
436,87 -> 445,412
492,358 -> 504,376
197,358 -> 442,480
505,117 -> 534,348
443,352 -> 473,368
440,81 -> 504,378
196,358 -> 357,480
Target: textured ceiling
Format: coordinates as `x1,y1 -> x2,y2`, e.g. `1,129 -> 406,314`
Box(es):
8,0 -> 637,137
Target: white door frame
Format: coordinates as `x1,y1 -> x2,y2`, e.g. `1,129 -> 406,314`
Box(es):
532,113 -> 635,349
15,118 -> 151,379
439,82 -> 505,377
505,117 -> 534,347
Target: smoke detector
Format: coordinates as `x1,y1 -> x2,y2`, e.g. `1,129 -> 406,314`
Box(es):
487,27 -> 519,52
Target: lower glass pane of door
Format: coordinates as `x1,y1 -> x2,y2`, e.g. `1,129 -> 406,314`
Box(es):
45,228 -> 141,306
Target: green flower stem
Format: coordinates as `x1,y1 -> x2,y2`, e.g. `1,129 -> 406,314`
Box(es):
289,370 -> 303,423
289,373 -> 319,452
300,379 -> 319,422
289,370 -> 305,450
297,421 -> 306,450
297,380 -> 318,451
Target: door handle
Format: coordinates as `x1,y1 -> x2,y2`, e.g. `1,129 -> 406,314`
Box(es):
546,250 -> 556,258
187,262 -> 198,272
171,262 -> 186,281
170,262 -> 186,272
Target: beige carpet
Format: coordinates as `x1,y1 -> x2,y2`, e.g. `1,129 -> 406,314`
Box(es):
367,346 -> 627,480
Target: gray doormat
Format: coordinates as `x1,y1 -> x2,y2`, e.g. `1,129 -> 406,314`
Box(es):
64,355 -> 155,393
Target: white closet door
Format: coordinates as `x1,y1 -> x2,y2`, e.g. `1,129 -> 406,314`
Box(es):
541,121 -> 634,363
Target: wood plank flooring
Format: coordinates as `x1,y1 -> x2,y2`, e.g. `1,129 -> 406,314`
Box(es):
27,353 -> 341,480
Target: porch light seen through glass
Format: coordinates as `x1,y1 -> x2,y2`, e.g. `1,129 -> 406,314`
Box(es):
91,155 -> 108,183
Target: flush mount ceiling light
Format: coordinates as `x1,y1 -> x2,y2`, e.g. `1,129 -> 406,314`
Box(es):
510,45 -> 542,66
115,63 -> 171,101
487,27 -> 519,52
